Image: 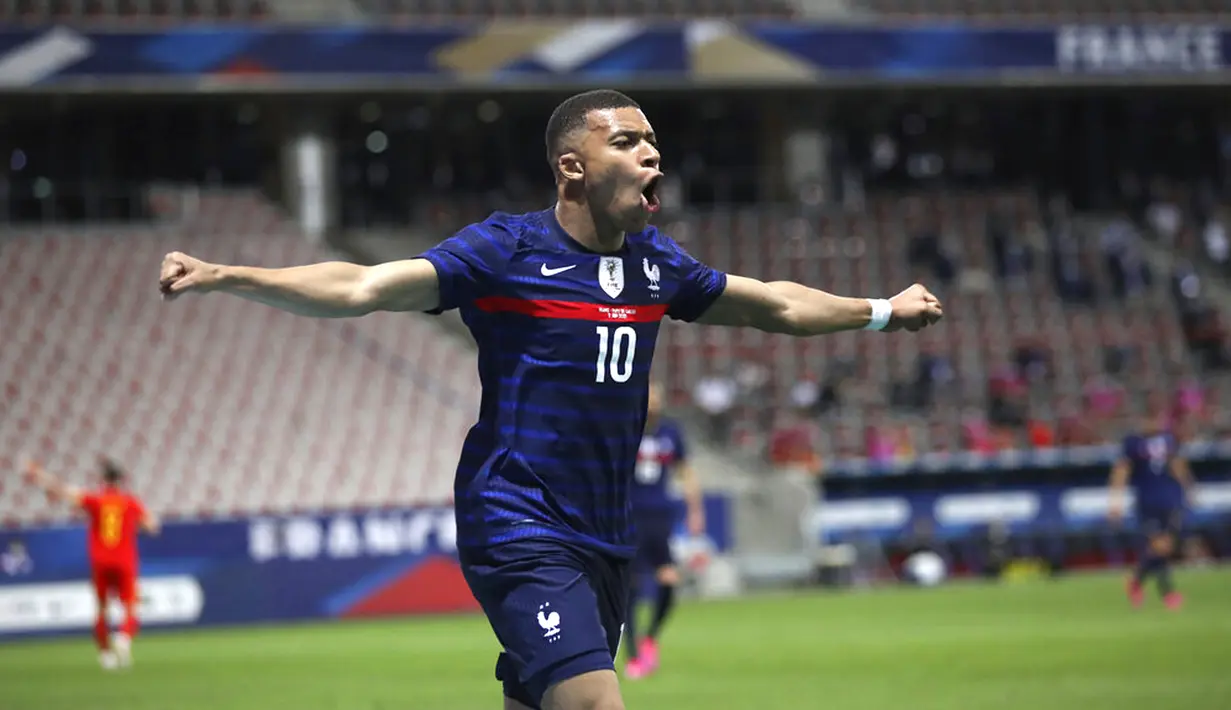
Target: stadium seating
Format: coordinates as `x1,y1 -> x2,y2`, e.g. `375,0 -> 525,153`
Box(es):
387,189 -> 1231,460
852,0 -> 1231,21
0,190 -> 480,526
650,191 -> 1231,458
0,0 -> 272,23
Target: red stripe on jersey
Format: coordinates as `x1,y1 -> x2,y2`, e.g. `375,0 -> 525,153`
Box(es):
475,297 -> 668,323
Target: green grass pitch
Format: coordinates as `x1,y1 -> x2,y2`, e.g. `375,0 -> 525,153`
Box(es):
1,568 -> 1229,710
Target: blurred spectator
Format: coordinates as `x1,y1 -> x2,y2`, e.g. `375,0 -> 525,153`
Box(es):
1146,181 -> 1183,245
917,347 -> 955,405
892,422 -> 916,461
693,372 -> 737,444
767,411 -> 819,472
1083,373 -> 1126,420
864,409 -> 896,463
1013,338 -> 1052,385
888,359 -> 922,411
906,211 -> 958,287
1171,259 -> 1203,308
789,374 -> 820,412
962,409 -> 996,454
1056,401 -> 1096,446
1102,341 -> 1135,376
987,361 -> 1027,428
1173,377 -> 1207,425
1026,418 -> 1056,449
1202,212 -> 1229,268
1047,220 -> 1095,303
987,208 -> 1033,282
1100,217 -> 1151,300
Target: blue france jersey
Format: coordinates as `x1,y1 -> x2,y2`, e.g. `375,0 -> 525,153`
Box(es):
418,208 -> 727,558
632,418 -> 688,518
1123,431 -> 1184,512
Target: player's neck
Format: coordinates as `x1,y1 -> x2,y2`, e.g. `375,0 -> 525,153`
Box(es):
554,201 -> 625,254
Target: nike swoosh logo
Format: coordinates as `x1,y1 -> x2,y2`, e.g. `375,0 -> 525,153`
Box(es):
540,264 -> 577,276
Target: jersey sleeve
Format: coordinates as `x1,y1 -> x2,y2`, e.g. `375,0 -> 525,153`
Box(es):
79,493 -> 99,515
415,217 -> 516,314
662,235 -> 727,323
1120,435 -> 1137,460
130,496 -> 148,522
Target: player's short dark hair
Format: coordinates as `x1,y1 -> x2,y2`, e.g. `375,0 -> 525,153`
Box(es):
100,458 -> 125,484
545,89 -> 640,174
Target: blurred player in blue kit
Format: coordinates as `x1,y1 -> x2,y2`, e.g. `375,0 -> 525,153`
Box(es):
159,89 -> 943,710
623,381 -> 704,680
1108,410 -> 1196,610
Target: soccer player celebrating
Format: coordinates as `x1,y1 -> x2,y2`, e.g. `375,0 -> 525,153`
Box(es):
23,457 -> 160,669
1108,410 -> 1195,610
623,381 -> 702,680
159,89 -> 942,710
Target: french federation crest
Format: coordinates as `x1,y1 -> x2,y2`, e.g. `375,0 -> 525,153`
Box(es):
643,258 -> 661,293
599,256 -> 624,299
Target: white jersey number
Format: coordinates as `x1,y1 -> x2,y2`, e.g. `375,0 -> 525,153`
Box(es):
595,326 -> 636,383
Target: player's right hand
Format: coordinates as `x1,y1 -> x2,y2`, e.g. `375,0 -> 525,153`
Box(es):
885,283 -> 944,333
1107,505 -> 1124,525
159,252 -> 222,300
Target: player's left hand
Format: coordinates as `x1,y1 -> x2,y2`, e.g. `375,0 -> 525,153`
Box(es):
687,508 -> 705,536
885,283 -> 943,333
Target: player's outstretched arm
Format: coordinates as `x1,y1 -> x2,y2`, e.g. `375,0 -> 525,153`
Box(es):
22,459 -> 85,507
158,253 -> 443,317
677,462 -> 705,536
1107,458 -> 1130,522
697,275 -> 943,335
1171,456 -> 1196,506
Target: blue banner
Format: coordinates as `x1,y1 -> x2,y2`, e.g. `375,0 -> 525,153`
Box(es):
0,23 -> 1225,89
0,497 -> 731,638
816,477 -> 1231,544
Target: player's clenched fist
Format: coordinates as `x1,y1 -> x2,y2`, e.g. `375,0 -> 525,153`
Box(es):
886,283 -> 944,333
159,252 -> 221,300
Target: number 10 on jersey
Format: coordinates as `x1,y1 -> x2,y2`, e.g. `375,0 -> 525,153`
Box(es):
596,326 -> 636,383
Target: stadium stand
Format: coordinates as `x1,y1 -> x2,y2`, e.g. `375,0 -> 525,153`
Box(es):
393,190 -> 1231,461
652,191 -> 1231,459
0,190 -> 480,526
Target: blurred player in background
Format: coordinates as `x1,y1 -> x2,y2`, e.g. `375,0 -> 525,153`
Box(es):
158,89 -> 942,710
624,381 -> 704,680
1108,411 -> 1195,610
23,457 -> 160,669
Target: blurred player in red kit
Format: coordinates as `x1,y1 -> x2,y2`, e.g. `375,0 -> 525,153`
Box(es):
23,457 -> 160,669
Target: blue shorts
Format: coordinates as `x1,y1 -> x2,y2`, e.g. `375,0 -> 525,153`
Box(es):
634,515 -> 676,571
1138,507 -> 1183,538
459,537 -> 631,709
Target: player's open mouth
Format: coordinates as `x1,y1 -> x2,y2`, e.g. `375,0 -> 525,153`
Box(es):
641,176 -> 661,213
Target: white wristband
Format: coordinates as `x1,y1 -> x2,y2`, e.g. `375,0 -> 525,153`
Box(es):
864,298 -> 892,331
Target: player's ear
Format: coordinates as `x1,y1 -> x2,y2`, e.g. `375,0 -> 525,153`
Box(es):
557,151 -> 584,182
